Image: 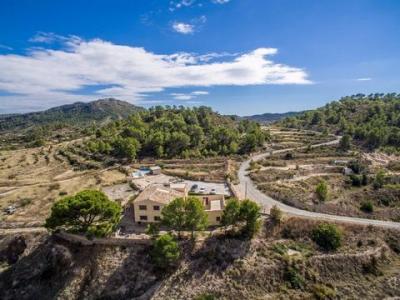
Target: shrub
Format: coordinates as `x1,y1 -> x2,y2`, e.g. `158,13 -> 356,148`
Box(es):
373,170 -> 385,190
284,265 -> 304,289
311,223 -> 342,251
195,293 -> 216,300
270,205 -> 283,225
360,201 -> 374,213
347,160 -> 367,174
151,233 -> 180,270
316,181 -> 328,202
145,223 -> 160,237
312,284 -> 336,300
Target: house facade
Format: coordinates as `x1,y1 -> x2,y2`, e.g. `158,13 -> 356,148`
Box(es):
133,183 -> 225,226
133,184 -> 184,224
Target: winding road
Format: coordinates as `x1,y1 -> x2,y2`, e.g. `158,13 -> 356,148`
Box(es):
237,136 -> 400,230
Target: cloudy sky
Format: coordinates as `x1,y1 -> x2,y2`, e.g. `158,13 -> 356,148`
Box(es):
0,0 -> 399,115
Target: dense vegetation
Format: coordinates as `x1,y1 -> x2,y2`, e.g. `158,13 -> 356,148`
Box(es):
279,93 -> 400,152
86,106 -> 268,160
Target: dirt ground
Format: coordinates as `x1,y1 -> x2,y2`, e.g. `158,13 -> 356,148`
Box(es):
250,128 -> 400,221
0,143 -> 127,227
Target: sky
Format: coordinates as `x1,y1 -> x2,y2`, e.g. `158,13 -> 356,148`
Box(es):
0,0 -> 399,115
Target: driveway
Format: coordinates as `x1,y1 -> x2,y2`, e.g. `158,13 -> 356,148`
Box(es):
237,136 -> 400,230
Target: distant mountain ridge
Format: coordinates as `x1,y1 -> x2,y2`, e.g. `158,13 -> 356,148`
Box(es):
0,98 -> 144,132
242,111 -> 304,124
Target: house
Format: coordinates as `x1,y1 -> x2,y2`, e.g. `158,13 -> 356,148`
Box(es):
149,166 -> 161,175
133,183 -> 225,226
133,184 -> 185,224
343,167 -> 354,175
198,194 -> 225,226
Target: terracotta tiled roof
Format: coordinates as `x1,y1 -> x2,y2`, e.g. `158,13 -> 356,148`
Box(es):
134,184 -> 184,204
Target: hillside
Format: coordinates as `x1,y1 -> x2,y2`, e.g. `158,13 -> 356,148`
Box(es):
279,93 -> 400,152
0,98 -> 143,131
243,111 -> 303,124
0,99 -> 144,149
1,218 -> 400,299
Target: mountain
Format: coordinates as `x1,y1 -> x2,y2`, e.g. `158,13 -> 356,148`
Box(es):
278,93 -> 400,151
242,111 -> 303,124
0,98 -> 144,132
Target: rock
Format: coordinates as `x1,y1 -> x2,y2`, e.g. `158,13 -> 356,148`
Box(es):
5,235 -> 27,264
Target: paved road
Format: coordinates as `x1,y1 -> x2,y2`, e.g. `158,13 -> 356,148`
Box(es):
237,136 -> 400,230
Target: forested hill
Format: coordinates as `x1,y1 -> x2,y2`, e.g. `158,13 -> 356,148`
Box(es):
279,93 -> 400,151
0,98 -> 144,132
85,106 -> 268,160
243,111 -> 303,124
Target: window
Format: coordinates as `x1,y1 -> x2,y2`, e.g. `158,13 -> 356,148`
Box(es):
139,205 -> 147,210
204,197 -> 209,205
216,216 -> 221,222
153,205 -> 160,211
154,216 -> 161,221
140,215 -> 148,221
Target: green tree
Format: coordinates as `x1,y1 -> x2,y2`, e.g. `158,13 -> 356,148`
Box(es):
221,198 -> 241,230
360,201 -> 374,213
339,134 -> 351,151
185,196 -> 208,237
316,181 -> 328,202
311,223 -> 342,251
45,190 -> 122,237
161,197 -> 186,238
239,199 -> 261,237
151,233 -> 180,270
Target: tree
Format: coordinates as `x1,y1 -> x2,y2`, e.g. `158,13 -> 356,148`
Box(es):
221,198 -> 241,230
161,197 -> 186,238
316,181 -> 328,202
185,196 -> 208,237
270,205 -> 283,225
45,190 -> 122,237
339,134 -> 351,151
239,199 -> 261,237
151,233 -> 180,270
311,223 -> 342,251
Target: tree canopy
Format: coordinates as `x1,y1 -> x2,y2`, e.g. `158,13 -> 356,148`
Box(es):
161,196 -> 208,237
279,93 -> 400,152
85,106 -> 268,160
45,190 -> 122,237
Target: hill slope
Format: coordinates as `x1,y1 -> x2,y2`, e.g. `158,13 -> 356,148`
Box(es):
278,93 -> 400,151
243,111 -> 303,124
0,99 -> 144,149
0,98 -> 144,132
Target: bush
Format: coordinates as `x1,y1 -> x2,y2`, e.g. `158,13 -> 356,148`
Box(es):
312,284 -> 336,299
284,152 -> 294,160
151,234 -> 180,270
284,265 -> 304,289
373,170 -> 385,190
316,181 -> 328,202
270,205 -> 283,225
360,201 -> 374,213
311,223 -> 342,251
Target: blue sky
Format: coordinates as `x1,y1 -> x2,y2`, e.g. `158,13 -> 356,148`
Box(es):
0,0 -> 399,115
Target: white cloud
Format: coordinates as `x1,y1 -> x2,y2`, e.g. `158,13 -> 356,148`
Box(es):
171,90 -> 209,100
0,34 -> 311,112
212,0 -> 231,4
191,90 -> 209,95
172,22 -> 194,34
0,44 -> 13,51
356,77 -> 372,81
